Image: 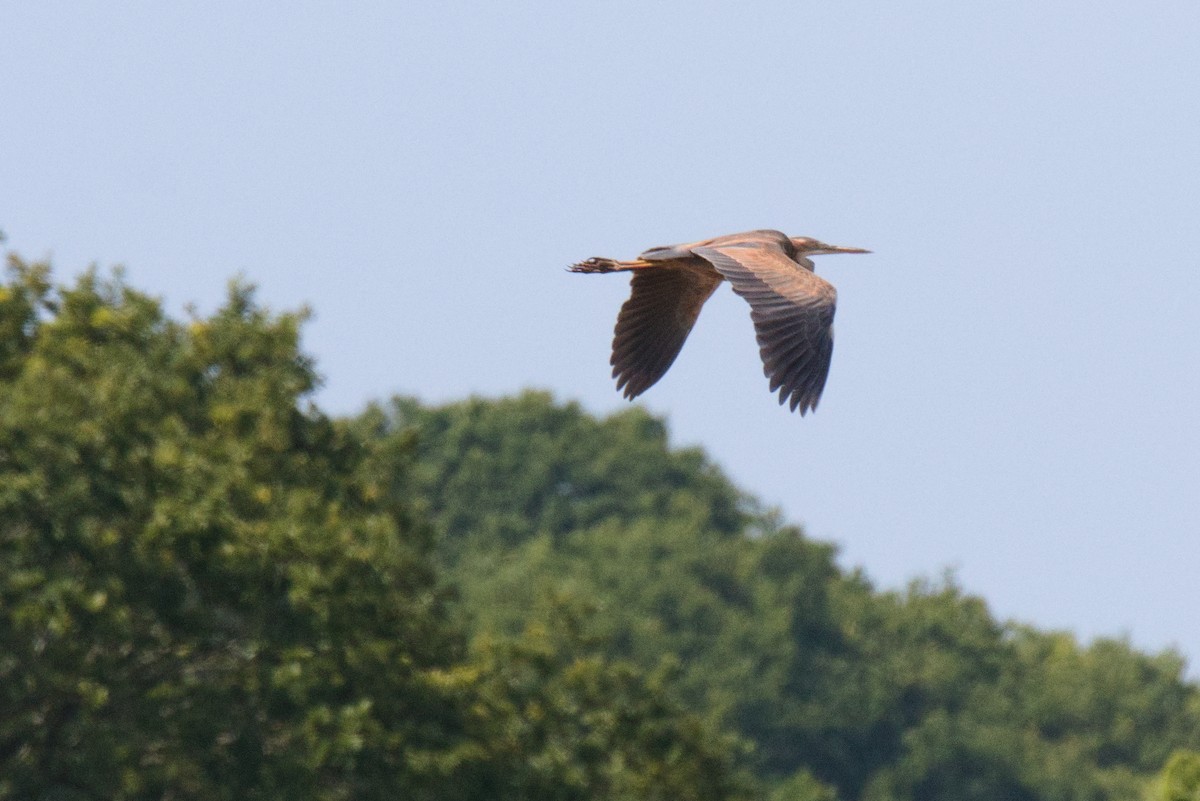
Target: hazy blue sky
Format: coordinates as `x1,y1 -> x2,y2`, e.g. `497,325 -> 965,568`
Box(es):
4,2 -> 1198,667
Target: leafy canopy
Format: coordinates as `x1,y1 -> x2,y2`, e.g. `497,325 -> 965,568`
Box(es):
0,258 -> 746,801
373,390 -> 1200,801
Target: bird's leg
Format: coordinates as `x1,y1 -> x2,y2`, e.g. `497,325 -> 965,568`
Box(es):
568,257 -> 654,274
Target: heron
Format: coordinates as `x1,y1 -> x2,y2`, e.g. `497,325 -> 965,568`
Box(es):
569,229 -> 870,415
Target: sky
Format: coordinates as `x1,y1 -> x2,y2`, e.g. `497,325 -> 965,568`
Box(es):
3,1 -> 1198,669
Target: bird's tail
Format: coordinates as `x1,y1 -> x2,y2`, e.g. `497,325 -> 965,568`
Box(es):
568,257 -> 654,274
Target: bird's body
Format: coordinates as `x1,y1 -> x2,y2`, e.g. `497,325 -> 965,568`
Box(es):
570,229 -> 870,415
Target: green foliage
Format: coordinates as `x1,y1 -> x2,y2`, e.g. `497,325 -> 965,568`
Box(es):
6,254 -> 1199,800
1008,629 -> 1198,773
467,599 -> 755,801
0,258 -> 468,799
380,392 -> 750,562
768,770 -> 842,801
1146,750 -> 1200,801
372,391 -> 1200,801
0,260 -> 749,800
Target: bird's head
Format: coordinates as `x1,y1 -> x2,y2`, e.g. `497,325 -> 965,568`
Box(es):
789,237 -> 871,256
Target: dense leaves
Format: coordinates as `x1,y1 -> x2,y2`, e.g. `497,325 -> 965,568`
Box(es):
0,259 -> 467,799
3,256 -> 1198,800
379,393 -> 749,563
0,259 -> 742,800
467,600 -> 754,801
1145,750 -> 1200,800
376,390 -> 1200,801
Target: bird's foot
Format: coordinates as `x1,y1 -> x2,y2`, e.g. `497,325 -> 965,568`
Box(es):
567,257 -> 619,274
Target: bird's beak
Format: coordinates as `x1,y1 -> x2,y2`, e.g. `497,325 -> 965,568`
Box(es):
822,244 -> 872,255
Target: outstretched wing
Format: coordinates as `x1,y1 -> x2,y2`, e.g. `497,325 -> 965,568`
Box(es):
693,245 -> 837,415
611,267 -> 722,399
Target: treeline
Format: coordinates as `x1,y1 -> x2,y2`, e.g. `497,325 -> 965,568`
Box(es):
380,393 -> 1200,800
0,259 -> 1197,800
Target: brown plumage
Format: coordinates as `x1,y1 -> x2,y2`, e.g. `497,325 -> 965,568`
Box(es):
570,229 -> 870,415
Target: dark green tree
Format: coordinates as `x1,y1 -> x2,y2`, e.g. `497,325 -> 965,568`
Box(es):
12,249 -> 1194,801
379,392 -> 750,563
0,257 -> 753,801
1145,750 -> 1200,800
0,258 -> 472,799
466,597 -> 755,801
371,391 -> 1200,801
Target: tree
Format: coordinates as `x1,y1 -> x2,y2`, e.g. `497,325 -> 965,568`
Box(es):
12,250 -> 1194,800
372,392 -> 1200,801
0,259 -> 469,799
0,257 -> 754,801
1145,750 -> 1200,801
467,597 -> 755,801
377,391 -> 751,564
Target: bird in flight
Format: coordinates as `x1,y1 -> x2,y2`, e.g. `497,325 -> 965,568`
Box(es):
570,229 -> 870,415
